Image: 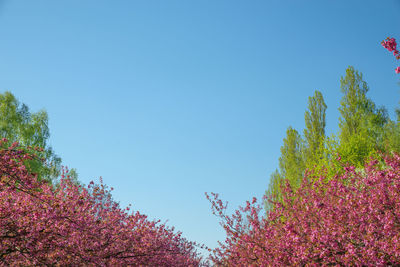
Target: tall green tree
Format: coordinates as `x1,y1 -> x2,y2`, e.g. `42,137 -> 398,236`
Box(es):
338,66 -> 370,141
303,90 -> 327,168
265,67 -> 393,214
265,127 -> 304,211
0,91 -> 76,183
337,66 -> 388,167
278,127 -> 304,189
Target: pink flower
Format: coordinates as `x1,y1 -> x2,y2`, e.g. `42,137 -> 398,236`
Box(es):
208,153 -> 400,265
382,37 -> 397,52
395,66 -> 400,74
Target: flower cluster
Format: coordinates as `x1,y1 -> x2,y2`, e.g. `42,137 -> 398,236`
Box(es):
0,140 -> 205,266
382,37 -> 400,73
207,154 -> 400,266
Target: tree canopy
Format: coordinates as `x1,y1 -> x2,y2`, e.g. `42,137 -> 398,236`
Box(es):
0,91 -> 77,184
265,66 -> 399,209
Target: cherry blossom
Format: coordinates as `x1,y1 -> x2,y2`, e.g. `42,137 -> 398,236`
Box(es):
382,36 -> 400,72
0,139 -> 205,266
207,154 -> 400,266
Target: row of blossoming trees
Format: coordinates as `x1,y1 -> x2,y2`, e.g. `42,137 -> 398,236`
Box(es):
0,139 -> 204,266
205,37 -> 400,266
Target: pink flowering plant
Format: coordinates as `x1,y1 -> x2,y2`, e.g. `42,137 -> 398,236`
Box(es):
207,154 -> 400,266
0,139 -> 205,266
382,37 -> 400,73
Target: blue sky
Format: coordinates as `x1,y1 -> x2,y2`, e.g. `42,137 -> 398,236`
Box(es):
1,0 -> 400,255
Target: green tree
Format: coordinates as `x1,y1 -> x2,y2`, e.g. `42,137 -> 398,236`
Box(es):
303,90 -> 327,168
265,67 -> 393,214
338,66 -> 370,141
0,91 -> 77,184
337,66 -> 388,168
279,127 -> 304,189
265,127 -> 304,211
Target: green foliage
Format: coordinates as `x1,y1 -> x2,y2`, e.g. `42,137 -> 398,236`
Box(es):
0,91 -> 77,184
382,120 -> 400,154
336,130 -> 379,168
265,66 -> 399,213
337,66 -> 388,168
338,66 -> 370,141
303,90 -> 327,169
265,127 -> 304,211
278,127 -> 304,190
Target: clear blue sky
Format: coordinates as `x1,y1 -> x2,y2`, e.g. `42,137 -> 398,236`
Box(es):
1,0 -> 400,255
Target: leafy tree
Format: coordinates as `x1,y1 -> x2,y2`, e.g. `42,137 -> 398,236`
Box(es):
302,67 -> 389,182
305,67 -> 389,182
337,66 -> 388,168
303,90 -> 327,168
0,91 -> 76,184
266,67 -> 390,211
265,127 -> 304,211
278,127 -> 304,190
338,66 -> 370,141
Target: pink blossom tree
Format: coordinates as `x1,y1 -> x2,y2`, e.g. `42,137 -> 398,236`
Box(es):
0,139 -> 205,266
207,154 -> 400,266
